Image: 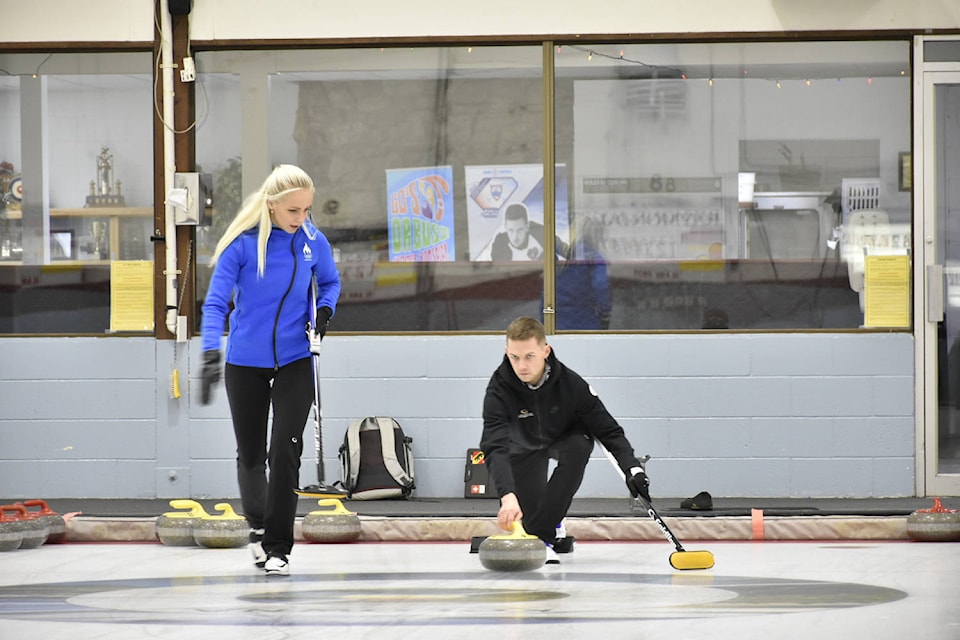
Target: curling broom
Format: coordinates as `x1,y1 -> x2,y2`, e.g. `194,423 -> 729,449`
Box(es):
297,274 -> 348,499
602,446 -> 714,570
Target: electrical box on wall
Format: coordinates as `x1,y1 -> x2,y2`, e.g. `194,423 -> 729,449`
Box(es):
171,172 -> 208,226
168,0 -> 193,15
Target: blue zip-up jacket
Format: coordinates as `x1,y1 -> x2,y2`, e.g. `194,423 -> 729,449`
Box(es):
201,220 -> 341,368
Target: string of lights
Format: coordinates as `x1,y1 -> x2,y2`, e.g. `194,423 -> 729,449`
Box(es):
554,44 -> 901,88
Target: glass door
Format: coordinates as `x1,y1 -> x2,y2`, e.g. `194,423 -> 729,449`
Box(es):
923,67 -> 960,495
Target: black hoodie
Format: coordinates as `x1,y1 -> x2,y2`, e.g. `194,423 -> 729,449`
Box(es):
480,347 -> 644,498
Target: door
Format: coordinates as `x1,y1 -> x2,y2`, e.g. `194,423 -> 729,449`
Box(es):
922,66 -> 960,495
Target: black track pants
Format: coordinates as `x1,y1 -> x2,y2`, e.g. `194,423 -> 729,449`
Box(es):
510,430 -> 594,544
224,357 -> 313,557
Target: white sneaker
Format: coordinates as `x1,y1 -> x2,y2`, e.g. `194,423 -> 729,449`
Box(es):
249,529 -> 266,568
556,520 -> 566,539
264,554 -> 290,577
545,544 -> 560,565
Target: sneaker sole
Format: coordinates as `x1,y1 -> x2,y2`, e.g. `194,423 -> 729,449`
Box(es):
264,558 -> 290,577
249,543 -> 266,568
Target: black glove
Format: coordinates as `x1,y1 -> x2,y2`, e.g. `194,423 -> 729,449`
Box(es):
200,350 -> 221,406
626,468 -> 651,502
315,306 -> 333,339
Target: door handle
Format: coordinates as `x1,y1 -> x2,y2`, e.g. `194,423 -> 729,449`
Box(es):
928,264 -> 944,322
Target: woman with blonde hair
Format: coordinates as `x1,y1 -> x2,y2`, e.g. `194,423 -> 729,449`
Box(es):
200,164 -> 341,576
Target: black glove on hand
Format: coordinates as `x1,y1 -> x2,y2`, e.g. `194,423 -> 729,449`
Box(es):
200,350 -> 221,406
314,306 -> 333,339
626,469 -> 651,502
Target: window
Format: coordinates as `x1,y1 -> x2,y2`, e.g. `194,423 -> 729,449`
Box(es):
0,52 -> 154,334
2,41 -> 910,335
194,46 -> 548,332
195,40 -> 911,334
552,40 -> 911,330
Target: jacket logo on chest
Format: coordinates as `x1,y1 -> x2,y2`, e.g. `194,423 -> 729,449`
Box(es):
302,243 -> 313,263
518,409 -> 535,420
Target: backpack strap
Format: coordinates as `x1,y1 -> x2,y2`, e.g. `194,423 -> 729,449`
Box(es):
374,417 -> 415,489
344,417 -> 366,490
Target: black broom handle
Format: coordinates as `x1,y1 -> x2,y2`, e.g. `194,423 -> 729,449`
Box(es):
601,447 -> 686,553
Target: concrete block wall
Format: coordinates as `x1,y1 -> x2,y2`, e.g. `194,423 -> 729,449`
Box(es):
0,338 -> 161,497
0,332 -> 914,499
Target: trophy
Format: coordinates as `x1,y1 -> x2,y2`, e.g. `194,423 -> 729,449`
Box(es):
86,147 -> 126,207
0,161 -> 21,213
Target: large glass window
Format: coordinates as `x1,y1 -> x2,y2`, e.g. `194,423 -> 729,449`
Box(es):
553,40 -> 911,330
194,46 -> 549,332
196,40 -> 911,334
3,41 -> 910,335
0,52 -> 154,334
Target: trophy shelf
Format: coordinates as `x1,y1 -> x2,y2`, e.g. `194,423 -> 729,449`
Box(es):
2,206 -> 153,264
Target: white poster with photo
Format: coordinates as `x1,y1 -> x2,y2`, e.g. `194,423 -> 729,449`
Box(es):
465,164 -> 569,261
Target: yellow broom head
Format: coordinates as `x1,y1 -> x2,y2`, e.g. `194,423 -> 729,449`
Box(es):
169,369 -> 181,399
669,550 -> 715,570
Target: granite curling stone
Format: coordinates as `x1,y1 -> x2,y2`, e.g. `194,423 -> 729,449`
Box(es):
193,503 -> 248,549
156,499 -> 208,546
302,498 -> 362,543
478,520 -> 546,572
22,499 -> 67,543
906,497 -> 960,542
4,504 -> 47,549
0,506 -> 24,552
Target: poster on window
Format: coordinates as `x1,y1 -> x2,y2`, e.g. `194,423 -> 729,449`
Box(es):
386,166 -> 455,262
465,164 -> 569,262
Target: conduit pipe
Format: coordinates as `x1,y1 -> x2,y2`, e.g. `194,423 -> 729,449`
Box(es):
159,0 -> 179,335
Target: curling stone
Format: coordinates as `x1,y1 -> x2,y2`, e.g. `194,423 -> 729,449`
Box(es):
906,497 -> 960,542
21,499 -> 67,543
302,499 -> 362,543
156,499 -> 208,546
193,503 -> 248,549
0,506 -> 24,552
478,520 -> 546,572
2,504 -> 46,549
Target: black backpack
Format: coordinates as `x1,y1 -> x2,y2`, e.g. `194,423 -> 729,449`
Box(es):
339,416 -> 415,500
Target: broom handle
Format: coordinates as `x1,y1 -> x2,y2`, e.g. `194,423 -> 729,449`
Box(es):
310,274 -> 325,484
600,446 -> 686,553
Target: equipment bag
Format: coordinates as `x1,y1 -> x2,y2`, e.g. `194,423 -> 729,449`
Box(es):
463,448 -> 497,498
339,416 -> 415,500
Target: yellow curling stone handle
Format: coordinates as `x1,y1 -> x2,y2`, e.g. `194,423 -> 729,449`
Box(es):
205,503 -> 244,520
310,498 -> 356,516
489,519 -> 538,540
163,499 -> 208,519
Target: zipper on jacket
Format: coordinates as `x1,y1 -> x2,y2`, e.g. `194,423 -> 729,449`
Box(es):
273,233 -> 299,370
532,390 -> 546,448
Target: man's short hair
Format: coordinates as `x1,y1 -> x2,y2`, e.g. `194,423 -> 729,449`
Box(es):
506,316 -> 546,344
503,203 -> 529,224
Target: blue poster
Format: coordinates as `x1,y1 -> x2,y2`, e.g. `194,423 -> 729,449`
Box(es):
386,166 -> 455,262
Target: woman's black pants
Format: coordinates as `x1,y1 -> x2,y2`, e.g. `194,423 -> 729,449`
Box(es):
224,357 -> 313,557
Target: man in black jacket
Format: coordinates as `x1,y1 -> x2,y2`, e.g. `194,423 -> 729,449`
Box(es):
480,316 -> 650,561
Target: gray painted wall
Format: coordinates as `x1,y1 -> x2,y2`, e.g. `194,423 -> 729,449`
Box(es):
0,333 -> 915,499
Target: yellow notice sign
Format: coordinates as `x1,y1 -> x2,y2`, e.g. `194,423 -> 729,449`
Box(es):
864,254 -> 910,328
110,260 -> 154,332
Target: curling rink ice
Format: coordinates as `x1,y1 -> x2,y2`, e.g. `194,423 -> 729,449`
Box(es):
2,540 -> 959,640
